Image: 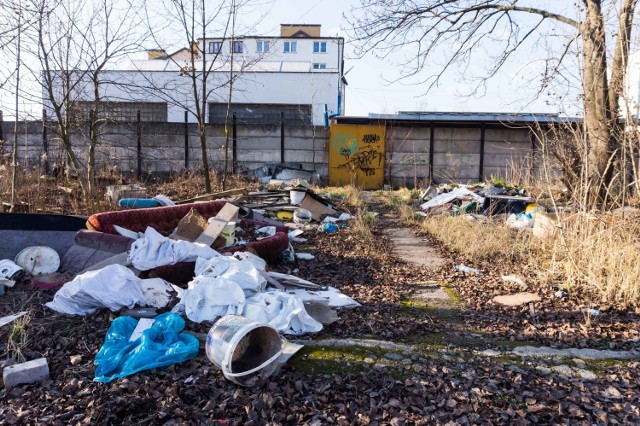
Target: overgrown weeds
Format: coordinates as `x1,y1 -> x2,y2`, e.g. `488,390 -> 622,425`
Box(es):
421,212 -> 640,307
422,216 -> 537,262
7,315 -> 31,363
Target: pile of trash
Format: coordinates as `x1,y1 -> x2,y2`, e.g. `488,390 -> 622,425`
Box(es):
1,182 -> 358,387
418,182 -> 556,238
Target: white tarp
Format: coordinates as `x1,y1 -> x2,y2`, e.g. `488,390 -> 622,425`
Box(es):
128,227 -> 219,271
420,187 -> 484,210
182,276 -> 245,323
194,254 -> 266,296
45,265 -> 146,315
243,290 -> 323,335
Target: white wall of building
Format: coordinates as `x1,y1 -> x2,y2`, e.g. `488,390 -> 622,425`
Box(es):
45,35 -> 345,126
50,68 -> 342,125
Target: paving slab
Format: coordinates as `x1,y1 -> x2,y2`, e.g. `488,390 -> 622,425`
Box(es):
386,228 -> 448,270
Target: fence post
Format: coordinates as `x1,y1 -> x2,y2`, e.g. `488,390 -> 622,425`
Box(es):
184,110 -> 189,170
280,111 -> 285,164
232,113 -> 237,173
478,122 -> 485,182
42,109 -> 49,173
429,126 -> 435,183
136,110 -> 141,180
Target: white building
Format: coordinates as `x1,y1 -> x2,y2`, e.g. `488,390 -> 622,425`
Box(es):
52,24 -> 346,126
624,50 -> 640,121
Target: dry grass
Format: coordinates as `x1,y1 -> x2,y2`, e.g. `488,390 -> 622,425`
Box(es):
0,159 -> 252,215
422,212 -> 640,307
554,215 -> 640,306
6,315 -> 31,363
422,215 -> 538,262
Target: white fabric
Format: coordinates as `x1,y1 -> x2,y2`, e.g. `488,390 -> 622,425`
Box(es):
286,286 -> 361,308
128,227 -> 219,271
195,254 -> 266,296
420,187 -> 484,210
45,265 -> 146,315
243,290 -> 322,335
140,278 -> 175,308
183,276 -> 245,323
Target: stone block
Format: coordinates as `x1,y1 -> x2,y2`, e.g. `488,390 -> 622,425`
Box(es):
3,358 -> 49,389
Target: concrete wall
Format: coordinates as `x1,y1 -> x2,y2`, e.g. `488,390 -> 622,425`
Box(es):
385,124 -> 535,186
0,119 -> 541,187
0,120 -> 329,178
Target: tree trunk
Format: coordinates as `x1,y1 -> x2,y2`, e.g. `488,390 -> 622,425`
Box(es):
199,122 -> 211,192
581,0 -> 613,207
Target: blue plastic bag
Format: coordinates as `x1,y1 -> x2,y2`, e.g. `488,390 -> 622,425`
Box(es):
94,312 -> 199,383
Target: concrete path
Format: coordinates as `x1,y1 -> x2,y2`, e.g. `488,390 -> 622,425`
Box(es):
385,228 -> 448,271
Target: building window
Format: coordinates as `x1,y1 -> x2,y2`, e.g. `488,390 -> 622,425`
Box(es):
232,40 -> 243,53
312,63 -> 326,69
313,41 -> 326,53
256,40 -> 270,52
283,41 -> 297,53
208,41 -> 222,54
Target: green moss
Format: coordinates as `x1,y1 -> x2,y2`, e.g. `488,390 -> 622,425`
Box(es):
289,345 -> 411,380
440,282 -> 461,303
582,358 -> 629,374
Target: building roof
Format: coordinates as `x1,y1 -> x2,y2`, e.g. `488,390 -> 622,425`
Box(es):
336,111 -> 582,126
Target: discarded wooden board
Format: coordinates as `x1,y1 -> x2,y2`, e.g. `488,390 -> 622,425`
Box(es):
170,209 -> 208,242
176,188 -> 247,205
195,203 -> 240,247
492,292 -> 541,307
299,196 -> 337,221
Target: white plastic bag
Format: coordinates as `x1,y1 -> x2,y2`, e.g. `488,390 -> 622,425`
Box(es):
243,290 -> 323,335
45,265 -> 146,315
183,276 -> 245,323
128,227 -> 219,270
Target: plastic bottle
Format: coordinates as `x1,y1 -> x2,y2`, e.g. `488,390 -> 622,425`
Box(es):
455,264 -> 482,275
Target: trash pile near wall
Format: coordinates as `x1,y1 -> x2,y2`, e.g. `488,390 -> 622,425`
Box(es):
1,181 -> 358,388
418,183 -> 557,239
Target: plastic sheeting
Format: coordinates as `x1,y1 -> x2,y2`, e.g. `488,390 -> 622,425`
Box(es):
194,254 -> 266,296
128,227 -> 219,271
420,187 -> 484,210
45,265 -> 146,316
94,313 -> 199,383
243,290 -> 323,335
183,276 -> 245,323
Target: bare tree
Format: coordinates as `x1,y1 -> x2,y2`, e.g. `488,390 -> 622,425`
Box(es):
27,0 -> 91,194
141,0 -> 263,193
349,0 -> 638,208
74,0 -> 145,197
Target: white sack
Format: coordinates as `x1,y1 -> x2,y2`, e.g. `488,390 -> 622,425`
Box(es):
128,227 -> 219,271
243,290 -> 323,335
183,276 -> 245,323
45,265 -> 146,315
194,254 -> 266,296
420,187 -> 484,210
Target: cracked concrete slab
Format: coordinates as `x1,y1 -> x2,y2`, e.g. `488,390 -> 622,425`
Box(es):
386,228 -> 448,270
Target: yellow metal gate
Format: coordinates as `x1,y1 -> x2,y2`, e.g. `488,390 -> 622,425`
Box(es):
328,124 -> 386,189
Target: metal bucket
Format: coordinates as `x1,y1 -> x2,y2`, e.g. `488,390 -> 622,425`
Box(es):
205,315 -> 283,387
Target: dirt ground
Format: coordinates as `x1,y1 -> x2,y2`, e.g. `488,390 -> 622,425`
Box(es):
1,187 -> 639,425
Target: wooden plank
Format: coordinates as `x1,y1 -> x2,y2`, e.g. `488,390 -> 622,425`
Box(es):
175,188 -> 247,205
194,203 -> 240,246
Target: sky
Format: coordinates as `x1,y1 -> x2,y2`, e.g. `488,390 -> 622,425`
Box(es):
0,0 -> 597,120
247,0 -> 584,117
